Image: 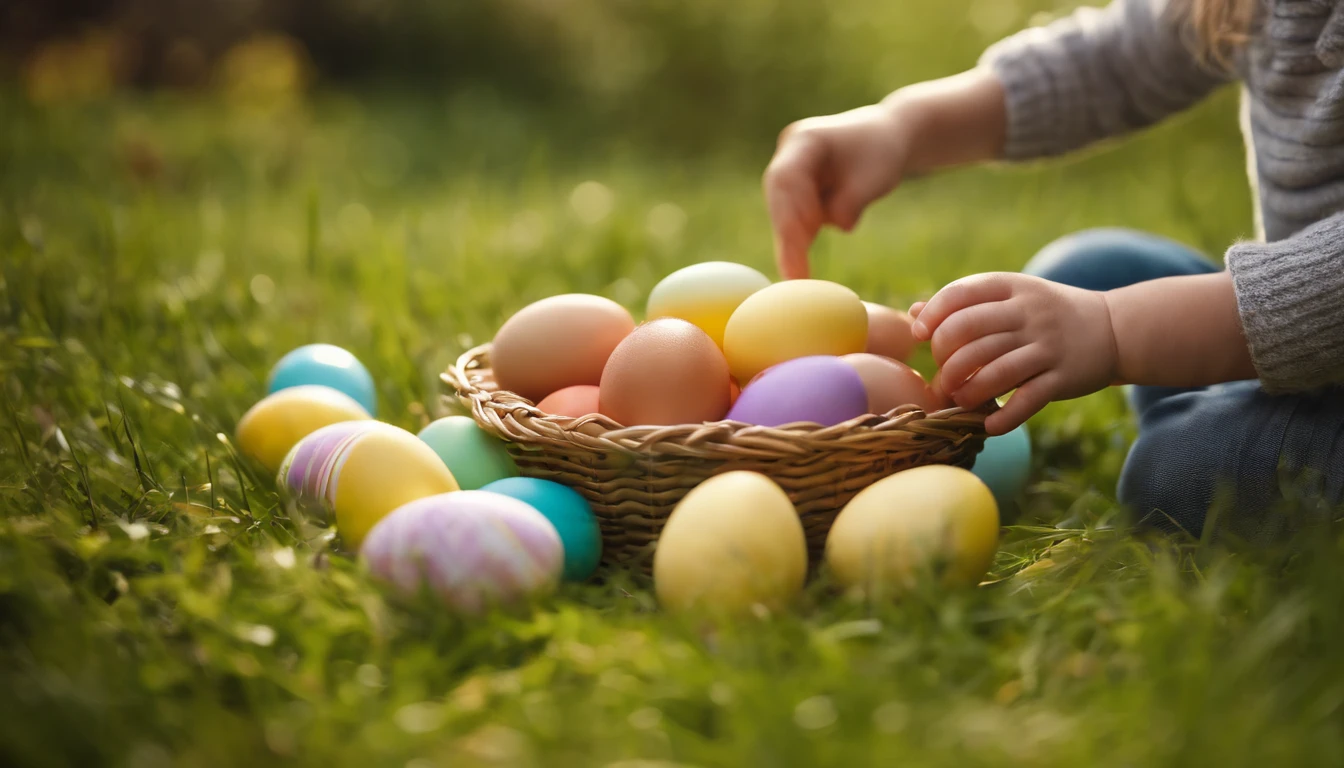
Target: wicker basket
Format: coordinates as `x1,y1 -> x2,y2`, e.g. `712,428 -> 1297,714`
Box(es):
442,344 -> 995,571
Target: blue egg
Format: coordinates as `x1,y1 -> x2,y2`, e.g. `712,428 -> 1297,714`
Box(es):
971,424 -> 1032,512
268,344 -> 378,417
481,477 -> 602,582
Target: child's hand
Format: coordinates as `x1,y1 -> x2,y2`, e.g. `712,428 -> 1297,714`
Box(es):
910,273 -> 1119,435
763,103 -> 913,280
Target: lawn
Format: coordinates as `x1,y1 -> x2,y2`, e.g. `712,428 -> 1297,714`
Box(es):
4,8 -> 1344,765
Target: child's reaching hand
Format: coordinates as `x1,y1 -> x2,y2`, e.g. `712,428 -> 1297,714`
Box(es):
762,70 -> 1007,280
762,104 -> 912,280
909,274 -> 1120,435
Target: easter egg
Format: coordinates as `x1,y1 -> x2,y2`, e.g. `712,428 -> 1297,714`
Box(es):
267,344 -> 378,416
646,261 -> 772,348
727,356 -> 867,427
654,471 -> 806,615
235,385 -> 372,474
482,477 -> 602,582
722,279 -> 867,382
537,385 -> 602,419
971,424 -> 1032,512
599,318 -> 732,426
841,353 -> 936,415
417,415 -> 518,490
825,465 -> 1000,597
361,491 -> 563,614
492,294 -> 635,402
278,421 -> 460,549
863,302 -> 917,362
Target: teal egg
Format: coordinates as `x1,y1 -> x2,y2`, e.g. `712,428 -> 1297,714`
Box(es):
268,344 -> 378,416
481,477 -> 602,582
417,416 -> 519,490
970,424 -> 1032,512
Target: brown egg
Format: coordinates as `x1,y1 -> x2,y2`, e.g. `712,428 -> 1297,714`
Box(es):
492,294 -> 636,402
599,319 -> 732,427
729,378 -> 741,407
537,385 -> 601,418
841,353 -> 936,415
863,302 -> 917,362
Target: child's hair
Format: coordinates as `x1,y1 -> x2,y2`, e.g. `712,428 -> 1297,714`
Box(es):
1179,0 -> 1258,67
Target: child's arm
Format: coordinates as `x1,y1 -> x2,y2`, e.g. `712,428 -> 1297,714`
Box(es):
764,0 -> 1233,278
763,69 -> 1007,280
909,271 -> 1256,435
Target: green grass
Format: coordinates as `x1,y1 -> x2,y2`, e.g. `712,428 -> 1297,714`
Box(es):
5,73 -> 1344,767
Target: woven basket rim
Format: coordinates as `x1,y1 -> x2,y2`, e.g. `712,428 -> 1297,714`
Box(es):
441,344 -> 996,455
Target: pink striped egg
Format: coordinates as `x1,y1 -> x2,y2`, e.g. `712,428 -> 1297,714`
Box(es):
360,491 -> 564,614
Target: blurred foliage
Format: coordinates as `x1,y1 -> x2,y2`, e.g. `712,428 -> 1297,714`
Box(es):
5,0 -> 1081,152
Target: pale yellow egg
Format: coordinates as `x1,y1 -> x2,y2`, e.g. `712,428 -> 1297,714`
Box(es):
330,427 -> 461,549
824,465 -> 1000,598
235,385 -> 372,474
653,471 -> 807,615
722,279 -> 867,382
646,261 -> 771,348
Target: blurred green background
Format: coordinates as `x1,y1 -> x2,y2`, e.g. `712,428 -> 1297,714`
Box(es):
6,3 -> 1315,767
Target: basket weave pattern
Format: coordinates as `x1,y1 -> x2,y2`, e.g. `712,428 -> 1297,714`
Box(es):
442,345 -> 994,569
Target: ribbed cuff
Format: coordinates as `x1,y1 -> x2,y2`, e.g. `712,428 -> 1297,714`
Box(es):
979,31 -> 1075,161
1226,222 -> 1344,393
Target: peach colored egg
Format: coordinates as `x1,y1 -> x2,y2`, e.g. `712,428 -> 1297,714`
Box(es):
729,379 -> 741,406
492,294 -> 635,403
537,385 -> 602,418
841,353 -> 936,415
864,302 -> 917,363
599,318 -> 732,426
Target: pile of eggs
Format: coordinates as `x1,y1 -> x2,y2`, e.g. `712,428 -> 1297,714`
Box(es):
234,344 -> 602,614
231,261 -> 1034,618
491,261 -> 945,428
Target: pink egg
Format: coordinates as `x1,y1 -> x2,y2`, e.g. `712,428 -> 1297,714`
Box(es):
726,356 -> 868,427
360,491 -> 564,614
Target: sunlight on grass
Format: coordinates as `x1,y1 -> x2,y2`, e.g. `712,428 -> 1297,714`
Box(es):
3,79 -> 1341,766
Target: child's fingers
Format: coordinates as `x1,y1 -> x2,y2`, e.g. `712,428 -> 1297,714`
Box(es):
938,331 -> 1021,393
951,344 -> 1049,409
763,136 -> 827,279
910,274 -> 1015,340
929,301 -> 1021,365
909,301 -> 926,318
984,374 -> 1057,435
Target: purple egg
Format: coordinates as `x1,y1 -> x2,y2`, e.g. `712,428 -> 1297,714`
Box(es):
727,356 -> 868,427
360,491 -> 564,614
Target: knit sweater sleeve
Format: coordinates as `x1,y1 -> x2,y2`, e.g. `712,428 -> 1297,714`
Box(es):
978,0 -> 1233,160
1226,214 -> 1344,393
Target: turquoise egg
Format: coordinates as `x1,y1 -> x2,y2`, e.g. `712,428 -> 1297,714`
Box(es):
481,477 -> 602,582
417,416 -> 518,490
971,424 -> 1032,512
268,344 -> 378,417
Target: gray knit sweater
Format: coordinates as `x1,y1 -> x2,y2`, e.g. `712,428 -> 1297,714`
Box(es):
980,0 -> 1344,393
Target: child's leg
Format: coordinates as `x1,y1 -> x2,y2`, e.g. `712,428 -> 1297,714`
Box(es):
1119,382 -> 1344,543
1022,228 -> 1220,415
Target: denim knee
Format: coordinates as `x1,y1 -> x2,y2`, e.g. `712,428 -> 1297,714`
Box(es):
1023,227 -> 1218,292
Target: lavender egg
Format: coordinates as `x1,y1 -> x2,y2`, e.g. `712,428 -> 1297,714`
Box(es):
726,355 -> 868,427
360,491 -> 564,614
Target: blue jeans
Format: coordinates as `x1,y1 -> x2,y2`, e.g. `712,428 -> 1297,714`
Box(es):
1024,228 -> 1344,544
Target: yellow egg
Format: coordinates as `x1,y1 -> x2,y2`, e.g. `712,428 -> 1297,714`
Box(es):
824,465 -> 1000,598
646,261 -> 772,348
235,385 -> 372,474
722,279 -> 868,382
278,422 -> 460,549
653,471 -> 807,615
